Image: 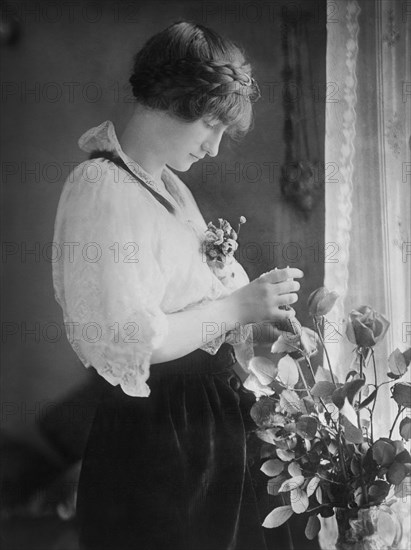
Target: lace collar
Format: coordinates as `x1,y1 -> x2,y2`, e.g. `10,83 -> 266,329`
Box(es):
78,120 -> 180,210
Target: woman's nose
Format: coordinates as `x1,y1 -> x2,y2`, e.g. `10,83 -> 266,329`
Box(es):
202,133 -> 223,157
203,144 -> 217,157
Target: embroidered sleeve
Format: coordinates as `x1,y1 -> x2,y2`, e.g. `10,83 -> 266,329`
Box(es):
52,160 -> 168,397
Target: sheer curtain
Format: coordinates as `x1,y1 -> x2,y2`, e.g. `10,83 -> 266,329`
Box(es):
321,0 -> 410,546
325,0 -> 410,436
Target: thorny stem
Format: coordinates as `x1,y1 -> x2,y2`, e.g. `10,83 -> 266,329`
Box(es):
369,349 -> 378,444
316,398 -> 345,471
351,350 -> 370,505
389,406 -> 405,439
359,349 -> 364,376
303,355 -> 316,386
336,426 -> 349,483
295,359 -> 313,397
357,351 -> 364,429
318,396 -> 348,482
360,472 -> 369,505
314,317 -> 336,385
316,474 -> 344,485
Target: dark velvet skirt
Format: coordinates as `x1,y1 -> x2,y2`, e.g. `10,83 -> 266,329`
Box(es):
76,344 -> 268,550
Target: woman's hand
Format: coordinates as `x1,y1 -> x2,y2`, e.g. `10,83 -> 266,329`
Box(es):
151,267 -> 303,365
224,267 -> 303,325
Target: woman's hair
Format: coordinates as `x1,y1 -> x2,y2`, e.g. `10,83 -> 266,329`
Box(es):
129,21 -> 260,139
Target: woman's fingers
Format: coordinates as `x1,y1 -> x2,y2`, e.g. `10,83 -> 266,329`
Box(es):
259,267 -> 304,284
280,292 -> 299,306
230,267 -> 303,325
258,270 -> 303,313
273,280 -> 301,295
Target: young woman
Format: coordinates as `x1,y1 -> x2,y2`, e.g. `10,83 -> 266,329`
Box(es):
53,21 -> 303,550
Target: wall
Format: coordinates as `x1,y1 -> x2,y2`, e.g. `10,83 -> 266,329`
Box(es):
1,0 -> 326,439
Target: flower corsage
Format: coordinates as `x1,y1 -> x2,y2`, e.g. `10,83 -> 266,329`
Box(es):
204,216 -> 246,265
203,216 -> 249,291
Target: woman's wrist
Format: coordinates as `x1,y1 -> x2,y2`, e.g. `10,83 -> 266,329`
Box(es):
217,293 -> 247,329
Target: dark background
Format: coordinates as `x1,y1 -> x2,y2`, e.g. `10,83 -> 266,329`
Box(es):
1,0 -> 326,548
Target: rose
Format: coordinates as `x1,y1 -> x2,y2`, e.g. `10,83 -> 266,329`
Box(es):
307,287 -> 339,317
346,305 -> 390,347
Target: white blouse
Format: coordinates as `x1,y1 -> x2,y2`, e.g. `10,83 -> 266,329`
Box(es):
53,121 -> 253,397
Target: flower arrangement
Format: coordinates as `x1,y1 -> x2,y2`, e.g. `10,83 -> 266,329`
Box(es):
203,216 -> 246,267
245,288 -> 411,545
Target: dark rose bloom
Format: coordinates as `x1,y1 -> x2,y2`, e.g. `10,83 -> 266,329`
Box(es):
346,305 -> 390,348
307,287 -> 339,317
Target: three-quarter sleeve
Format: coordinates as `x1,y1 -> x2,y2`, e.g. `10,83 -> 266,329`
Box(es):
53,159 -> 169,397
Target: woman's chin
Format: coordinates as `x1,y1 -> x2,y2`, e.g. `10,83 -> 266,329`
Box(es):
166,158 -> 195,173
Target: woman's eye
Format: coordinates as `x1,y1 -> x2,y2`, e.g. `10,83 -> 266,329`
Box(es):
204,119 -> 218,130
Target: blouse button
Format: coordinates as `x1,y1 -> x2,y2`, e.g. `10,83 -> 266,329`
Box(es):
228,374 -> 241,392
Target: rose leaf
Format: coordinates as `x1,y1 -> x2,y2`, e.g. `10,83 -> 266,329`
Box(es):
263,505 -> 294,528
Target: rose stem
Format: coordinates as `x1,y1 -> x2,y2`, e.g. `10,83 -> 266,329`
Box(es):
336,421 -> 349,482
295,359 -> 313,398
304,355 -> 316,386
356,349 -> 370,430
314,317 -> 336,385
316,395 -> 348,481
369,349 -> 378,444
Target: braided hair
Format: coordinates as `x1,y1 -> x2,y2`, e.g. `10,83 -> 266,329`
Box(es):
129,21 -> 260,139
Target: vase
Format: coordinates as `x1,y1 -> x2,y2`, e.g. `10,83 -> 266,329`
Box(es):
335,504 -> 403,550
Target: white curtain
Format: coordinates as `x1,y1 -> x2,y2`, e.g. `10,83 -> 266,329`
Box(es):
324,0 -> 410,436
321,0 -> 411,546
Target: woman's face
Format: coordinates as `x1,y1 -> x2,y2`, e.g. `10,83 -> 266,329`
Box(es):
159,113 -> 229,171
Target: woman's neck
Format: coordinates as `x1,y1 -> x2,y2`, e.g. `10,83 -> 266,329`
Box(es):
118,104 -> 166,184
